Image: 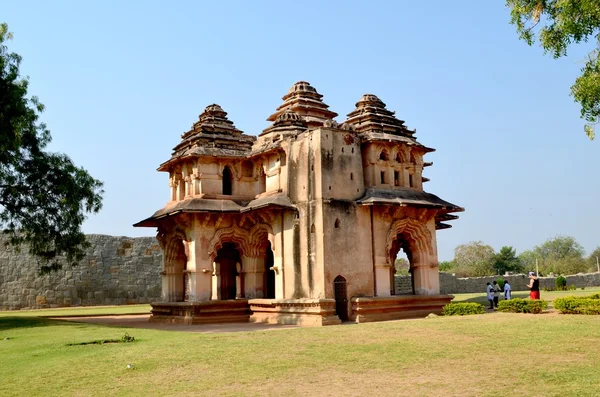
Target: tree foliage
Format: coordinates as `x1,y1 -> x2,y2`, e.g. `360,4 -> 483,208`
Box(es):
0,23 -> 103,272
452,241 -> 496,277
518,235 -> 588,275
493,246 -> 524,274
506,0 -> 600,139
587,246 -> 600,270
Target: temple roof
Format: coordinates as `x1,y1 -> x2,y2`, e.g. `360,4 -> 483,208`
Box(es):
133,194 -> 297,227
158,104 -> 255,171
266,81 -> 338,128
357,188 -> 463,213
345,94 -> 413,136
345,94 -> 435,151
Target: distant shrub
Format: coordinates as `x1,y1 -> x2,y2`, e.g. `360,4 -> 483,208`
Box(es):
554,296 -> 600,315
568,284 -> 576,290
581,287 -> 586,290
543,286 -> 554,292
442,302 -> 485,316
555,276 -> 567,291
496,278 -> 505,290
497,298 -> 548,314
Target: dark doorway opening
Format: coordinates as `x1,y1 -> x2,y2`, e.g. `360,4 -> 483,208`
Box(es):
222,166 -> 233,195
265,242 -> 275,299
391,234 -> 415,295
333,275 -> 349,321
216,242 -> 240,299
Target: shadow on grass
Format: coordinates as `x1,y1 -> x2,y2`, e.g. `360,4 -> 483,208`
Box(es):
0,316 -> 82,331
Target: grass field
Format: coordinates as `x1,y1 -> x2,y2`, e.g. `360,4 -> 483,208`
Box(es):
2,308 -> 600,396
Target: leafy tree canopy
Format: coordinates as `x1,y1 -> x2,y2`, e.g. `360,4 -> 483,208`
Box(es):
519,236 -> 588,275
493,246 -> 524,275
0,23 -> 103,273
507,0 -> 600,139
452,241 -> 496,277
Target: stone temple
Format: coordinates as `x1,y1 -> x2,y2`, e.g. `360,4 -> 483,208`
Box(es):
134,81 -> 463,326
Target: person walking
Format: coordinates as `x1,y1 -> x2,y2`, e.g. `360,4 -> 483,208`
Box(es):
486,282 -> 494,309
503,280 -> 512,300
492,281 -> 502,308
526,271 -> 540,300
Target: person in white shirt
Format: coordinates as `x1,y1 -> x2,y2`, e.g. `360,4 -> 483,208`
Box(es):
503,280 -> 511,300
486,282 -> 494,309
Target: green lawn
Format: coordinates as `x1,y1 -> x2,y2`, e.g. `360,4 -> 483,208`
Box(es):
2,311 -> 600,396
0,304 -> 151,318
452,287 -> 600,307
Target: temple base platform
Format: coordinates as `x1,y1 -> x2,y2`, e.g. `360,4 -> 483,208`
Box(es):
149,295 -> 453,326
248,298 -> 341,326
350,295 -> 454,323
149,300 -> 250,324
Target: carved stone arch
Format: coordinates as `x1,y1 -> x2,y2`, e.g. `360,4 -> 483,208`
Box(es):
385,218 -> 434,265
246,222 -> 275,257
379,147 -> 390,161
208,223 -> 249,261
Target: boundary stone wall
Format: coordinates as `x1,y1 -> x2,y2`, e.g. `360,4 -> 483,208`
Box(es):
0,234 -> 162,310
395,272 -> 600,295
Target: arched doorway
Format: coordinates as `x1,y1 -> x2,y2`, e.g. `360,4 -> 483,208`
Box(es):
164,237 -> 187,302
333,275 -> 348,321
390,234 -> 415,295
222,166 -> 233,195
265,242 -> 275,299
215,242 -> 241,299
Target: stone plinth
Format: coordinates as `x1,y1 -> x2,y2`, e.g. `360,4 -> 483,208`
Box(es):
150,300 -> 250,324
351,295 -> 453,323
248,298 -> 341,326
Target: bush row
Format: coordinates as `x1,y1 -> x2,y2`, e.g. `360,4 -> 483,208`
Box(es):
554,293 -> 600,315
442,302 -> 485,316
497,298 -> 548,314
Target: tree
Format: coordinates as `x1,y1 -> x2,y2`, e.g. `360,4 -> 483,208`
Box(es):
506,0 -> 600,139
394,257 -> 409,275
452,241 -> 496,277
438,260 -> 455,273
521,236 -> 588,275
586,246 -> 600,272
493,246 -> 524,274
0,23 -> 103,272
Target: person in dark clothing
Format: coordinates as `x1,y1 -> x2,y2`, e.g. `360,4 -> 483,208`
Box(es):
492,281 -> 502,308
527,271 -> 540,300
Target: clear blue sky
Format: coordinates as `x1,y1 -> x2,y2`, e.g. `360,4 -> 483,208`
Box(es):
4,1 -> 599,261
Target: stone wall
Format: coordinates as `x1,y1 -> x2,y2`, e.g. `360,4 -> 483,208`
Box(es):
0,234 -> 163,310
395,272 -> 600,295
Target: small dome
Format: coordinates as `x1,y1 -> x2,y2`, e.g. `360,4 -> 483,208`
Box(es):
204,104 -> 225,113
287,81 -> 318,95
356,94 -> 386,108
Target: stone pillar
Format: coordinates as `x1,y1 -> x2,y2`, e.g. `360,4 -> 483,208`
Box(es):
212,261 -> 219,300
414,168 -> 423,190
164,270 -> 184,302
161,271 -> 170,301
375,263 -> 393,297
242,256 -> 266,299
186,270 -> 212,301
403,169 -> 410,188
412,262 -> 440,295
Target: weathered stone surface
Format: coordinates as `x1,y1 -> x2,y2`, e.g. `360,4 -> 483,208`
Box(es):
0,234 -> 162,310
135,81 -> 464,326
